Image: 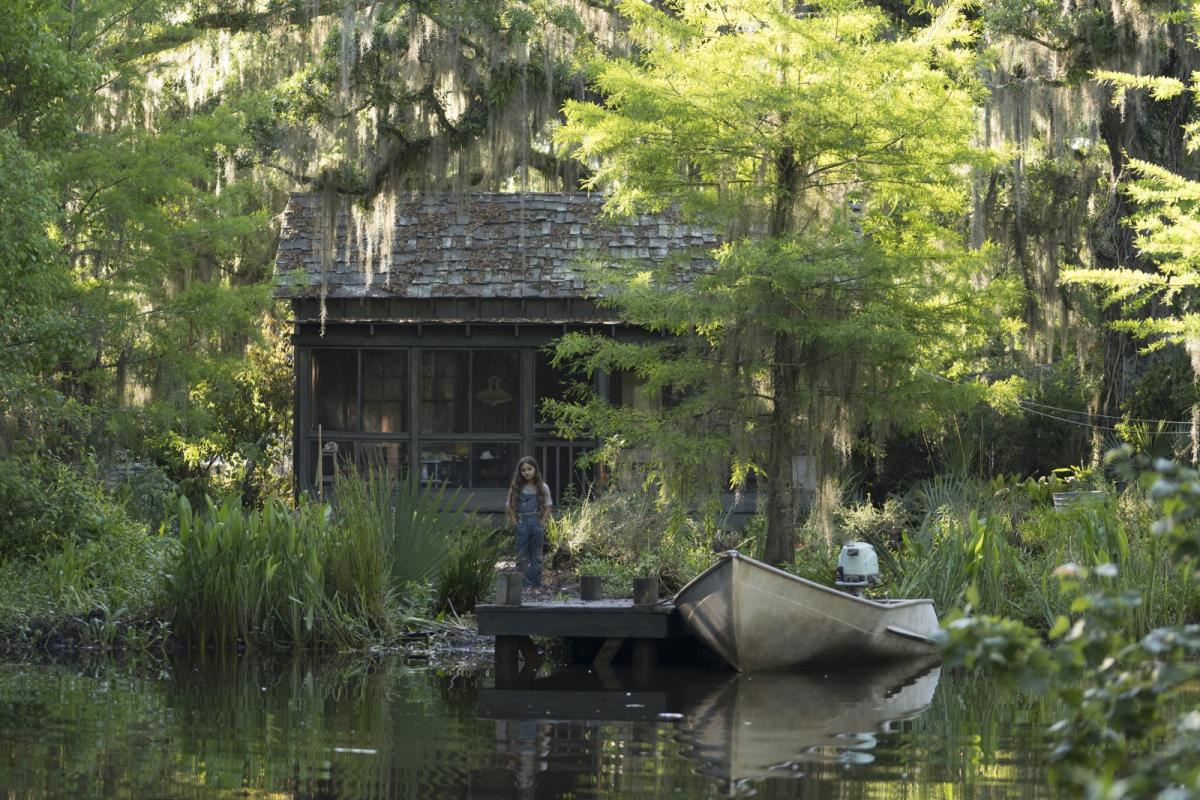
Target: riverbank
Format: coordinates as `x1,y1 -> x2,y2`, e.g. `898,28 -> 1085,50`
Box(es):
0,611 -> 499,672
0,565 -> 593,670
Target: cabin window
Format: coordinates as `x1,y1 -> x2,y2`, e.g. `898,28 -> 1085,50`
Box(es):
361,350 -> 408,433
472,442 -> 520,488
304,346 -> 534,492
608,370 -> 662,411
309,439 -> 354,492
418,442 -> 519,488
420,351 -> 470,433
360,441 -> 409,479
421,349 -> 521,434
535,349 -> 571,430
419,443 -> 469,487
472,350 -> 520,433
311,349 -> 358,431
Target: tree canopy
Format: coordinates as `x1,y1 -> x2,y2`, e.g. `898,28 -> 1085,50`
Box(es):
554,0 -> 1009,561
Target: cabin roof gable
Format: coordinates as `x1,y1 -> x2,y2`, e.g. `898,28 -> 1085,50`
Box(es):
274,192 -> 718,301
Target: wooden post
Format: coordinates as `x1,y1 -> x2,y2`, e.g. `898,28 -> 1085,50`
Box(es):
632,639 -> 658,685
495,636 -> 521,688
496,572 -> 523,606
633,576 -> 659,606
580,575 -> 602,601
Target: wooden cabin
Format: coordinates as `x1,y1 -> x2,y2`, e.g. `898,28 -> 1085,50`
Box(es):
274,192 -> 722,515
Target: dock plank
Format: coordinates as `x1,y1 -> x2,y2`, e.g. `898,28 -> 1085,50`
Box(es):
476,599 -> 686,639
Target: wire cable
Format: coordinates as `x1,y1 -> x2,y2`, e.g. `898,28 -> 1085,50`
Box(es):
1019,398 -> 1193,427
919,368 -> 1195,429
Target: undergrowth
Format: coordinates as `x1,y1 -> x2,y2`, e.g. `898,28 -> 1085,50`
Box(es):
558,471 -> 1196,634
0,467 -> 502,655
550,488 -> 745,596
824,474 -> 1198,634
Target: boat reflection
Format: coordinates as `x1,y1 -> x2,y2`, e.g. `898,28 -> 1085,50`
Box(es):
677,659 -> 941,783
478,658 -> 941,795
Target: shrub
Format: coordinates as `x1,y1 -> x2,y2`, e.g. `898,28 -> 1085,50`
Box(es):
434,519 -> 502,615
556,487 -> 720,594
0,454 -> 137,561
0,520 -> 176,627
941,455 -> 1200,795
872,475 -> 1197,634
107,460 -> 178,531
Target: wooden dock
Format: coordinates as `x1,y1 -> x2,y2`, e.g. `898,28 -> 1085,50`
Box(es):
476,597 -> 691,685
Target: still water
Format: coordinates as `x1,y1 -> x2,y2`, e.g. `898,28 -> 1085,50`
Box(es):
0,654 -> 1051,798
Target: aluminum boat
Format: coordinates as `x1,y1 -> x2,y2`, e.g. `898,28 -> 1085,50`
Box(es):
673,550 -> 940,671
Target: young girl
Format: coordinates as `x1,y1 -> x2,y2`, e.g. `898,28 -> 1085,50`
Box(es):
506,456 -> 553,590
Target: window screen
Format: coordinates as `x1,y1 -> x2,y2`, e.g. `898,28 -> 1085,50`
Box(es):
362,350 -> 408,433
312,349 -> 358,431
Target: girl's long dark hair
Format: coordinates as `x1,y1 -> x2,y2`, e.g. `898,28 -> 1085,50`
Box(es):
507,456 -> 546,513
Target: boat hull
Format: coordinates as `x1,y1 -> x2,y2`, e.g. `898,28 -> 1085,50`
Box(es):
674,551 -> 940,671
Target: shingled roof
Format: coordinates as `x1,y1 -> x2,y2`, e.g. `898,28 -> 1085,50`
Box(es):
274,192 -> 719,300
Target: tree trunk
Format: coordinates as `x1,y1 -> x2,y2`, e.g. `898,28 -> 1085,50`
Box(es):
761,143 -> 802,566
764,333 -> 799,566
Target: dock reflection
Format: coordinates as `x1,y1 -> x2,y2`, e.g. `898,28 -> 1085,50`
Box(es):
478,658 -> 941,795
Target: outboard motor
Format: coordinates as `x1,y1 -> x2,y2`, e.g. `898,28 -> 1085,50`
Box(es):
835,541 -> 880,596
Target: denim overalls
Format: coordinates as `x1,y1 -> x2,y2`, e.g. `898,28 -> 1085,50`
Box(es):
515,486 -> 545,588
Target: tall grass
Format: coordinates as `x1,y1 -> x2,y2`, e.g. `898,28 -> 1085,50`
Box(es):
170,496 -> 336,651
854,476 -> 1200,634
167,467 -> 478,651
435,520 -> 503,614
0,523 -> 175,631
330,466 -> 466,588
892,511 -> 1016,616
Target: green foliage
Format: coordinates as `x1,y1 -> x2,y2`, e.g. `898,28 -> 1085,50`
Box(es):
169,495 -> 338,651
434,520 -> 503,615
0,518 -> 175,638
940,455 -> 1200,796
169,466 -> 476,650
799,471 -> 1200,635
894,510 -> 1021,616
107,461 -> 179,531
0,0 -> 296,532
554,0 -> 1006,559
331,467 -> 463,589
1064,8 -> 1200,371
140,327 -> 295,505
555,488 -> 729,594
982,0 -> 1114,82
835,497 -> 910,546
0,455 -> 141,561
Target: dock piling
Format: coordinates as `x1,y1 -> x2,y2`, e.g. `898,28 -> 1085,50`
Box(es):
496,571 -> 523,606
633,576 -> 659,606
580,575 -> 602,601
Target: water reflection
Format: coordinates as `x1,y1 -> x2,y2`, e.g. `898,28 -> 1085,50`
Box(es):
0,654 -> 1048,799
479,659 -> 942,795
677,659 -> 941,784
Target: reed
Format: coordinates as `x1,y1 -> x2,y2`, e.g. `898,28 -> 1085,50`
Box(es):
890,511 -> 1017,616
872,477 -> 1199,633
169,495 -> 334,650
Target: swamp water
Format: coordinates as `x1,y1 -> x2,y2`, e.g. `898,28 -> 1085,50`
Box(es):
0,655 -> 1052,798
